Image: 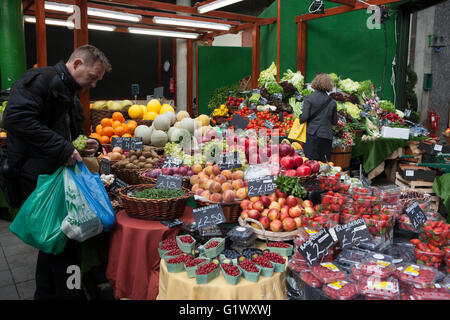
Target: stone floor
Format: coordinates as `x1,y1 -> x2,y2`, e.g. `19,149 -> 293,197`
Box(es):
0,218 -> 38,300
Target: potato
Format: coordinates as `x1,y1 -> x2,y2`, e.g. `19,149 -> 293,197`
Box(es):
125,163 -> 135,169
128,151 -> 136,157
135,150 -> 142,157
150,150 -> 158,158
144,163 -> 153,168
139,156 -> 146,162
145,158 -> 154,163
142,151 -> 152,159
128,155 -> 137,162
138,162 -> 146,168
132,159 -> 139,165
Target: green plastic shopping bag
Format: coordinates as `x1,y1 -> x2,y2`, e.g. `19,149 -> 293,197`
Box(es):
9,167 -> 68,255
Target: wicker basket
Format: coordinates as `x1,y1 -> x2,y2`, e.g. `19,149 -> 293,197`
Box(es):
138,173 -> 191,190
90,107 -> 130,129
297,173 -> 319,184
195,199 -> 242,223
330,145 -> 353,170
117,183 -> 192,220
212,116 -> 229,125
136,119 -> 153,127
238,217 -> 301,241
111,164 -> 142,185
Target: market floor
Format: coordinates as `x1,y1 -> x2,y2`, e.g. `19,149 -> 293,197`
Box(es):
0,218 -> 37,300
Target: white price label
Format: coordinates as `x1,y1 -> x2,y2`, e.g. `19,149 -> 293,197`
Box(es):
434,144 -> 443,152
405,170 -> 414,177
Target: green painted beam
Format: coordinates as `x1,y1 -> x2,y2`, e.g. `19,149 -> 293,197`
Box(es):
394,9 -> 410,110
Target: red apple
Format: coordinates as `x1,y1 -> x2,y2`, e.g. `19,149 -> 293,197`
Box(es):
278,197 -> 286,207
268,193 -> 278,202
240,210 -> 249,220
248,209 -> 260,220
280,156 -> 295,170
296,165 -> 311,177
275,189 -> 287,199
285,169 -> 297,177
303,200 -> 313,208
280,205 -> 289,216
292,154 -> 303,168
280,210 -> 290,222
289,206 -> 302,218
249,196 -> 260,202
267,208 -> 280,221
259,216 -> 270,229
253,201 -> 265,212
304,207 -> 315,216
240,199 -> 251,210
269,219 -> 282,232
260,195 -> 271,207
309,161 -> 320,173
269,202 -> 281,211
282,217 -> 297,232
294,217 -> 302,229
261,208 -> 269,217
286,195 -> 298,208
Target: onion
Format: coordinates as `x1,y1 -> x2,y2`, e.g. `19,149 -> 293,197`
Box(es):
110,152 -> 123,161
112,146 -> 123,154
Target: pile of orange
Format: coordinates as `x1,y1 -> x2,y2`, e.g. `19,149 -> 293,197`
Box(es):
90,112 -> 138,144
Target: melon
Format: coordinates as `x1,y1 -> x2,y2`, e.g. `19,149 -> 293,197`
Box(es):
176,110 -> 190,122
162,111 -> 176,125
179,117 -> 195,134
171,128 -> 191,148
151,130 -> 169,147
167,127 -> 178,140
196,114 -> 210,127
134,125 -> 153,144
153,114 -> 171,131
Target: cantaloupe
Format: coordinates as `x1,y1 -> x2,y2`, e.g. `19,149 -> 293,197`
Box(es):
151,130 -> 168,147
153,114 -> 171,131
170,128 -> 191,148
162,111 -> 176,125
134,125 -> 152,144
179,117 -> 195,134
176,110 -> 190,122
196,114 -> 210,127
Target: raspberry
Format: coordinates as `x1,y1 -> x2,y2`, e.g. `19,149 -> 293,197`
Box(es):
205,240 -> 220,249
160,242 -> 179,251
195,262 -> 219,275
161,238 -> 177,246
263,251 -> 285,264
165,249 -> 183,257
167,254 -> 189,264
221,263 -> 240,276
238,259 -> 259,273
252,256 -> 273,268
185,258 -> 208,268
267,241 -> 291,248
179,235 -> 194,244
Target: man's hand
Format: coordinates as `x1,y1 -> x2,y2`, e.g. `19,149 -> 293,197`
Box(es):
66,149 -> 83,166
83,139 -> 100,157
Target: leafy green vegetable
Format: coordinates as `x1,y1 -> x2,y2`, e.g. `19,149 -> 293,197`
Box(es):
207,81 -> 241,112
249,93 -> 261,103
356,80 -> 373,101
301,89 -> 313,97
133,188 -> 186,199
289,97 -> 302,118
258,62 -> 277,87
338,78 -> 360,94
343,102 -> 362,120
329,73 -> 339,86
281,69 -> 304,92
265,81 -> 283,95
378,100 -> 396,113
274,175 -> 307,199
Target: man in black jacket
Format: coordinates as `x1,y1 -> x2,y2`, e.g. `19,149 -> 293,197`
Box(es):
3,44 -> 111,299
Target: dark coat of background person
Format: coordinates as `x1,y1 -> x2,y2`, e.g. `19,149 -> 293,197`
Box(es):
300,90 -> 338,162
3,61 -> 84,202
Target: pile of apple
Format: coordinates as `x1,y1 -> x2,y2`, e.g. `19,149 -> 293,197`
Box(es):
279,142 -> 320,177
190,163 -> 247,203
239,189 -> 316,233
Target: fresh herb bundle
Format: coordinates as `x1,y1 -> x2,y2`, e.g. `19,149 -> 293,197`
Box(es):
133,188 -> 186,199
274,175 -> 307,199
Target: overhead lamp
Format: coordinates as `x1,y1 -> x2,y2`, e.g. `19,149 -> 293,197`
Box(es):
309,0 -> 325,14
24,16 -> 116,31
152,16 -> 231,31
128,27 -> 199,39
197,0 -> 244,14
43,1 -> 142,22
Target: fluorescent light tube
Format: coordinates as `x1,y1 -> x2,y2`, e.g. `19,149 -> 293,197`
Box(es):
152,16 -> 231,31
128,27 -> 199,39
197,0 -> 244,14
24,16 -> 116,31
44,1 -> 74,13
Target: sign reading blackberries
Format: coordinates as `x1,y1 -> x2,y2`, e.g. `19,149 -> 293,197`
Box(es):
332,218 -> 372,249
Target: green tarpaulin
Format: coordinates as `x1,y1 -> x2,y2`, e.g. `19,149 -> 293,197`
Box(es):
433,173 -> 450,223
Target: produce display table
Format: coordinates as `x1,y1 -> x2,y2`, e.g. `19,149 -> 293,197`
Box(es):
106,208 -> 194,300
156,243 -> 287,300
352,138 -> 410,180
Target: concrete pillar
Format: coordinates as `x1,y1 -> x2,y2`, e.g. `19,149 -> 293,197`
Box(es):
0,0 -> 27,90
176,0 -> 190,111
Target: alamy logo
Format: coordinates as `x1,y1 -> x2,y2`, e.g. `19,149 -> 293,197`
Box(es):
366,5 -> 381,30
66,265 -> 81,290
66,5 -> 81,30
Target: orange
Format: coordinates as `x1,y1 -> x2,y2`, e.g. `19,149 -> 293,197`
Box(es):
112,120 -> 122,128
95,124 -> 103,134
90,133 -> 101,140
112,112 -> 125,123
101,118 -> 113,128
114,126 -> 125,136
100,136 -> 110,144
102,126 -> 114,137
127,120 -> 138,132
122,133 -> 132,138
111,134 -> 120,141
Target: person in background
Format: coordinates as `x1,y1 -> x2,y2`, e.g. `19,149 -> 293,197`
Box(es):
3,44 -> 111,300
300,73 -> 337,162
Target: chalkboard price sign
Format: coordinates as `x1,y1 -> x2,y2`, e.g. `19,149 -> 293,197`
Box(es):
259,97 -> 268,106
248,176 -> 275,197
249,103 -> 257,110
109,177 -> 129,195
230,113 -> 249,130
155,174 -> 182,190
331,218 -> 372,250
247,113 -> 257,121
263,120 -> 275,129
111,137 -> 143,151
161,219 -> 183,228
100,158 -> 110,175
297,228 -> 335,266
162,156 -> 183,168
405,201 -> 427,230
193,204 -> 226,230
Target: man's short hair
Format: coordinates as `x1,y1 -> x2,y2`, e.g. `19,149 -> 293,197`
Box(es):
68,44 -> 112,72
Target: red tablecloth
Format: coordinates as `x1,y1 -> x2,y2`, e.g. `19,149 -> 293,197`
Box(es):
106,208 -> 194,300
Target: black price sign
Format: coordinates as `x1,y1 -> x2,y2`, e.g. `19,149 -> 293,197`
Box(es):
263,120 -> 275,129
332,218 -> 372,250
272,93 -> 283,102
405,201 -> 427,230
294,93 -> 303,101
247,113 -> 257,121
230,113 -> 249,130
161,219 -> 183,228
131,83 -> 139,96
100,158 -> 110,175
297,228 -> 335,266
193,204 -> 226,230
248,176 -> 275,197
109,177 -> 129,194
155,174 -> 182,190
259,97 -> 268,105
279,111 -> 284,122
218,152 -> 241,170
162,156 -> 183,168
249,103 -> 257,110
111,137 -> 143,151
199,225 -> 222,237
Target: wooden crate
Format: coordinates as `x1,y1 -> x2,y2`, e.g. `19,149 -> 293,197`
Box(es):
395,172 -> 440,211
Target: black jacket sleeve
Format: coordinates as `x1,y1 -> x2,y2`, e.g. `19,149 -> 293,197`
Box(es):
300,97 -> 312,124
3,73 -> 75,165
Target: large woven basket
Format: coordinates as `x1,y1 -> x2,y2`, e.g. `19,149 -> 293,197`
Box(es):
111,164 -> 142,185
138,173 -> 191,190
195,199 -> 241,223
90,107 -> 130,129
136,119 -> 153,127
118,183 -> 192,220
238,217 -> 301,241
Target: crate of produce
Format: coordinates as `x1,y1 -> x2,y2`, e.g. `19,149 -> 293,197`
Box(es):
266,241 -> 294,257
176,235 -> 196,254
263,251 -> 286,272
185,257 -> 209,278
252,255 -> 275,277
165,254 -> 191,273
221,263 -> 242,285
203,237 -> 225,258
238,259 -> 261,283
322,280 -> 360,300
395,173 -> 439,210
195,262 -> 220,284
359,276 -> 400,300
418,220 -> 449,247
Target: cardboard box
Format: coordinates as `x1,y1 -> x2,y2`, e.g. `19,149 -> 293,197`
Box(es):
381,126 -> 410,140
398,164 -> 436,182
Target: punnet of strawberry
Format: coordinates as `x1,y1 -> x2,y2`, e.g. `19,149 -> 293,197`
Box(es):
359,275 -> 400,300
300,271 -> 323,288
321,191 -> 348,212
160,242 -> 179,251
409,283 -> 450,300
397,264 -> 439,287
267,241 -> 291,248
238,259 -> 259,273
165,249 -> 183,257
323,280 -> 360,300
167,254 -> 190,264
185,258 -> 208,268
179,235 -> 194,244
195,262 -> 219,275
419,220 -> 449,247
205,240 -> 220,249
410,238 -> 444,269
263,251 -> 285,264
310,263 -> 346,284
252,255 -> 274,269
221,263 -> 241,276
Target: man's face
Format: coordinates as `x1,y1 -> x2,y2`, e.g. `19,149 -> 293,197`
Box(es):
71,58 -> 105,90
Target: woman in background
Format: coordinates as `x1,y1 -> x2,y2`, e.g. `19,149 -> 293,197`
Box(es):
300,73 -> 337,162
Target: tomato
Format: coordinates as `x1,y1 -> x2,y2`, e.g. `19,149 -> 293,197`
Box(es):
410,239 -> 421,245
